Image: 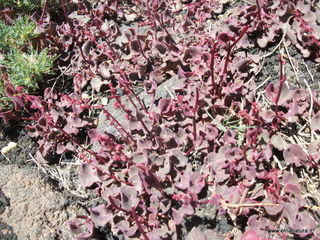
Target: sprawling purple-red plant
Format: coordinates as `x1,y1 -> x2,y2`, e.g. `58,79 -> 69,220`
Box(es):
1,0 -> 320,239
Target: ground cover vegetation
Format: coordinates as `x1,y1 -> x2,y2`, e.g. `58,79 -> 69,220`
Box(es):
0,0 -> 320,239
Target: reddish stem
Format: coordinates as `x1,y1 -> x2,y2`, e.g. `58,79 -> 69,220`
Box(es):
193,88 -> 199,141
108,196 -> 130,214
222,26 -> 249,81
39,0 -> 48,24
102,109 -> 136,146
210,40 -> 217,95
131,207 -> 150,240
256,0 -> 262,20
273,53 -> 286,127
274,54 -> 286,106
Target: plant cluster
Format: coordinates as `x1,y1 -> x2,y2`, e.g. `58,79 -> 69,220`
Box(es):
1,0 -> 320,239
0,0 -> 44,13
0,14 -> 56,108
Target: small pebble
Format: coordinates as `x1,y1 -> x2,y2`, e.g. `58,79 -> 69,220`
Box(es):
81,93 -> 90,99
101,97 -> 108,105
1,146 -> 11,154
7,142 -> 17,149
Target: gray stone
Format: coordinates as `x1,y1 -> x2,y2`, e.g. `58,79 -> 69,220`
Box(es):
96,75 -> 182,136
0,165 -> 87,240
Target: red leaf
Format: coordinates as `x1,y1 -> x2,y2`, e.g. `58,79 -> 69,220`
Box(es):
265,82 -> 291,105
0,110 -> 13,123
79,163 -> 99,187
283,144 -> 308,167
90,204 -> 111,227
241,229 -> 259,240
186,227 -> 205,240
270,134 -> 285,151
158,98 -> 173,115
311,112 -> 320,131
120,186 -> 139,211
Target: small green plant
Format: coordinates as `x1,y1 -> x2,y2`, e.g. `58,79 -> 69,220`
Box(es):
0,16 -> 56,109
0,0 -> 44,12
0,17 -> 37,50
1,47 -> 56,89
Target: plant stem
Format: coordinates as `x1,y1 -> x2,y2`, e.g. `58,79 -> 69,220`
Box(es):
210,40 -> 217,95
102,109 -> 136,146
274,53 -> 286,126
39,0 -> 48,24
131,207 -> 150,240
256,0 -> 262,20
221,26 -> 249,82
193,88 -> 199,141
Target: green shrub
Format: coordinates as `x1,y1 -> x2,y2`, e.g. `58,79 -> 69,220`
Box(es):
0,17 -> 37,50
0,17 -> 56,109
1,47 -> 56,89
0,0 -> 44,12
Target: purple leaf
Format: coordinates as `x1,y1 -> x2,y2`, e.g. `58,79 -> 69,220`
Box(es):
79,163 -> 99,187
265,82 -> 291,105
186,227 -> 205,240
175,173 -> 190,190
154,41 -> 168,55
259,109 -> 275,123
120,186 -> 139,211
223,129 -> 237,144
114,220 -> 138,237
188,172 -> 205,194
264,202 -> 283,216
283,144 -> 308,167
69,216 -> 94,240
90,204 -> 111,227
240,229 -> 259,240
158,98 -> 173,115
270,133 -> 285,151
172,204 -> 194,225
311,112 -> 320,131
130,39 -> 140,52
56,143 -> 66,154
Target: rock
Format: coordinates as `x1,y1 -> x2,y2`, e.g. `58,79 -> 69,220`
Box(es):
0,165 -> 86,240
96,75 -> 182,137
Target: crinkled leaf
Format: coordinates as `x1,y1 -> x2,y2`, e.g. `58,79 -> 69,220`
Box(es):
271,133 -> 285,151
79,163 -> 99,187
186,227 -> 205,240
172,204 -> 194,225
265,82 -> 291,105
283,144 -> 308,167
240,229 -> 259,240
90,204 -> 111,227
311,112 -> 320,131
120,185 -> 139,211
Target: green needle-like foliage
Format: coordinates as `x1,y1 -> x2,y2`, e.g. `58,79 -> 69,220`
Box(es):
0,17 -> 56,109
1,47 -> 57,90
0,17 -> 37,50
0,0 -> 44,12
